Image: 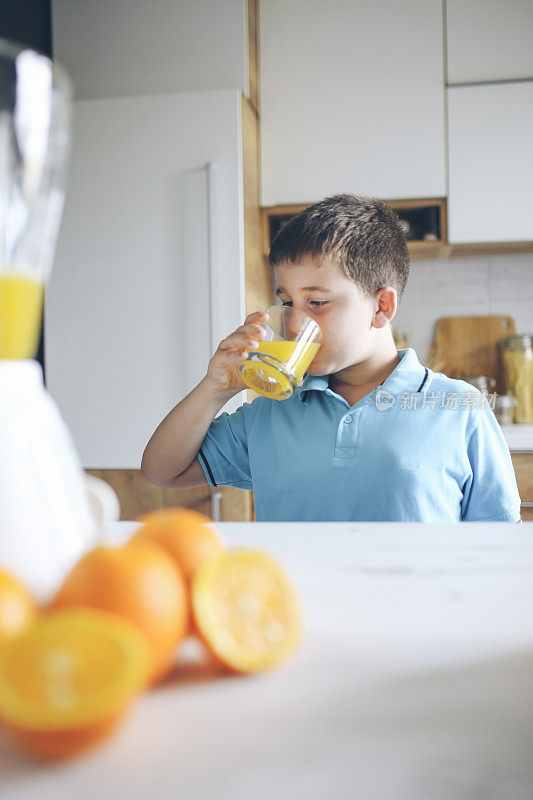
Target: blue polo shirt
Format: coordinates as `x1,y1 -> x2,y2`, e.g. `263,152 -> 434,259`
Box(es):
197,348 -> 521,522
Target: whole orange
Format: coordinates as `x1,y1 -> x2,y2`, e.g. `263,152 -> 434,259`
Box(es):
132,507 -> 225,583
51,541 -> 189,683
0,569 -> 38,643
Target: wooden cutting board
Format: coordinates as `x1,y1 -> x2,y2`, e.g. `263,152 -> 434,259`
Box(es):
426,315 -> 516,393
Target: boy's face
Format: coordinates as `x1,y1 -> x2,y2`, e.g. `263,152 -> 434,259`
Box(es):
273,255 -> 392,377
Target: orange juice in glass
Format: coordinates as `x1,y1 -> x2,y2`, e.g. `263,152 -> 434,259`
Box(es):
238,305 -> 322,400
0,270 -> 44,359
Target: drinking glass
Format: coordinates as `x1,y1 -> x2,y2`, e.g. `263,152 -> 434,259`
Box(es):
238,305 -> 322,400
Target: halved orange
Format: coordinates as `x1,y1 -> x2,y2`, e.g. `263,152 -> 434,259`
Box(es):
0,607 -> 150,760
191,549 -> 303,674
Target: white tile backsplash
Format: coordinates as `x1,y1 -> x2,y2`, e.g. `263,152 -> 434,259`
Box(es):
488,255 -> 533,278
489,281 -> 533,303
432,279 -> 490,305
394,253 -> 533,363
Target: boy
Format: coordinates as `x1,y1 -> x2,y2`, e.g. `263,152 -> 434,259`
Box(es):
141,194 -> 521,522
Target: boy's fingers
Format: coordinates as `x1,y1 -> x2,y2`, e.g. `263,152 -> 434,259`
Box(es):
216,348 -> 248,366
219,327 -> 264,351
240,324 -> 266,338
219,333 -> 258,351
238,323 -> 267,338
218,338 -> 236,352
217,315 -> 267,354
244,311 -> 268,324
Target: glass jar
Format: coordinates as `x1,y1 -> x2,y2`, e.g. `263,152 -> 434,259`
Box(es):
493,394 -> 518,426
465,375 -> 496,397
501,335 -> 533,423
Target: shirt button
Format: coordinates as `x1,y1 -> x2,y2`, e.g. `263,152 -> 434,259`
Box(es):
344,415 -> 353,424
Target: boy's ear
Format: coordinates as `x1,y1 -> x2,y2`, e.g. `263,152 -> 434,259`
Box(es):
372,287 -> 397,328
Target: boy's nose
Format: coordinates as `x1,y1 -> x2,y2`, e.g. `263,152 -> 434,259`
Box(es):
287,307 -> 317,338
287,316 -> 302,337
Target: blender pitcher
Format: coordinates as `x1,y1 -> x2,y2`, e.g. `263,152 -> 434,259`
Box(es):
0,39 -> 112,603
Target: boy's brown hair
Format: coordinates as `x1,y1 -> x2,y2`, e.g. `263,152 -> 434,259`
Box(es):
269,194 -> 410,300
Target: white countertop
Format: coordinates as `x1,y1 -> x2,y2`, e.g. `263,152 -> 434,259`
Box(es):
500,424 -> 533,452
2,520 -> 533,800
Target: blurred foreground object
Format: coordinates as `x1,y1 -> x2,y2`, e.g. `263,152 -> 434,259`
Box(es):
0,607 -> 150,760
51,541 -> 189,684
192,549 -> 303,673
0,41 -> 102,604
0,568 -> 38,642
0,38 -> 71,358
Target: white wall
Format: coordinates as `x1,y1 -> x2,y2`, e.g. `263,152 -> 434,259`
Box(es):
393,253 -> 533,364
52,0 -> 249,100
47,2 -> 252,468
45,89 -> 245,469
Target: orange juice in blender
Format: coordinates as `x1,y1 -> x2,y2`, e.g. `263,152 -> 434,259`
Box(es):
0,271 -> 44,359
0,44 -> 72,361
238,306 -> 322,400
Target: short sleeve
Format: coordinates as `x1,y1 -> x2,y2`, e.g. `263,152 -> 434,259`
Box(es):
197,400 -> 262,490
461,407 -> 522,521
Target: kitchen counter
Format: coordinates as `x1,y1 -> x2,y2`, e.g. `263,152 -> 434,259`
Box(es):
501,424 -> 533,452
1,520 -> 533,800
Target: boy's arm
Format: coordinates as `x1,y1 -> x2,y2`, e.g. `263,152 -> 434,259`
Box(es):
141,311 -> 268,488
141,377 -> 236,487
461,407 -> 522,522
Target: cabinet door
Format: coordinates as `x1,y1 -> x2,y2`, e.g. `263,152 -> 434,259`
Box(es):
446,0 -> 533,83
259,0 -> 445,205
447,82 -> 533,243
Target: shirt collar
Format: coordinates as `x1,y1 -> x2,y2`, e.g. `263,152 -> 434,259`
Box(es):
297,347 -> 428,404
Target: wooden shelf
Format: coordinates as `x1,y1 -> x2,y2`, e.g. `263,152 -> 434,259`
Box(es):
262,199 -> 449,260
408,241 -> 451,260
261,199 -> 533,260
447,241 -> 533,257
262,204 -> 309,256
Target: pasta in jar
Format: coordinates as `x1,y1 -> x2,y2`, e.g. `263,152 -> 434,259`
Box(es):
502,335 -> 533,424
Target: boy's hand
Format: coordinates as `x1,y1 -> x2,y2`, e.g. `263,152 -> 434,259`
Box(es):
205,311 -> 269,398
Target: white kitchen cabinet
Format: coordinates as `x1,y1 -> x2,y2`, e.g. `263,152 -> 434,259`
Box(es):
447,82 -> 533,243
45,89 -> 248,469
446,0 -> 533,84
259,0 -> 446,205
